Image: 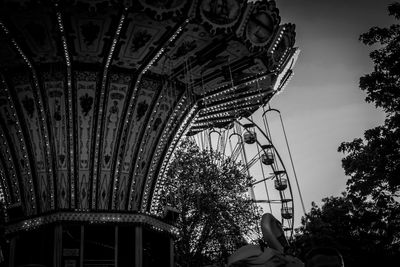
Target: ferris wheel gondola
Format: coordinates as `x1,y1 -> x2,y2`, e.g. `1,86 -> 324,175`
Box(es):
180,40 -> 303,243
190,112 -> 300,240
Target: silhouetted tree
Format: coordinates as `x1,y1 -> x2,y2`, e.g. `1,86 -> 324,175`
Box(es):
294,3 -> 400,267
294,193 -> 400,267
164,138 -> 261,267
338,2 -> 400,202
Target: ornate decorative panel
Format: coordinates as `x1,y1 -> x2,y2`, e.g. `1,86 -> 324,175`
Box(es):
0,0 -> 297,225
75,71 -> 98,211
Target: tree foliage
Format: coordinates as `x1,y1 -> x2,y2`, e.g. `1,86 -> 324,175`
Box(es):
164,138 -> 261,267
338,2 -> 400,200
294,3 -> 400,266
294,194 -> 400,266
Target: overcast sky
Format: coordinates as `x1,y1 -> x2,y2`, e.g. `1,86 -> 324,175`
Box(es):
258,0 -> 396,225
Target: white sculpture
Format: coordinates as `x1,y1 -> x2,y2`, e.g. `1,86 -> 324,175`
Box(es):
227,213 -> 304,267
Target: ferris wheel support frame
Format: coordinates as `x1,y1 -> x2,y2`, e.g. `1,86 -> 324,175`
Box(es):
235,117 -> 295,239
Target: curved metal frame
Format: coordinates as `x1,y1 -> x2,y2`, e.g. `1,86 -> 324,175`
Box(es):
236,118 -> 295,238
263,107 -> 306,217
194,116 -> 295,239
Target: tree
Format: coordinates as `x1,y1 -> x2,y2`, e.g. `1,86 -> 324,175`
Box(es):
293,194 -> 400,267
163,138 -> 261,267
338,2 -> 400,201
294,3 -> 400,266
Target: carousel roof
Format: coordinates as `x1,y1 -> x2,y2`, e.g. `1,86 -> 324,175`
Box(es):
0,0 -> 297,228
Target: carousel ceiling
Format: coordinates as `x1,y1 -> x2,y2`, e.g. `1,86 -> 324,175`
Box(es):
0,0 -> 298,224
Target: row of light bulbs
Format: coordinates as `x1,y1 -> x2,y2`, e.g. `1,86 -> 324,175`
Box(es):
0,82 -> 29,210
143,19 -> 189,74
200,91 -> 266,117
0,129 -> 20,210
150,102 -> 198,215
269,26 -> 286,55
0,22 -> 56,212
202,74 -> 270,105
10,212 -> 178,235
92,13 -> 127,208
55,8 -> 76,207
143,95 -> 188,213
0,148 -> 10,224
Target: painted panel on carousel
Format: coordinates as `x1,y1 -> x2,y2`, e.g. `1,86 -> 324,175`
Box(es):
140,82 -> 178,210
68,7 -> 117,64
43,72 -> 70,209
14,76 -> 51,213
9,7 -> 59,63
132,82 -> 174,210
75,71 -> 98,210
0,82 -> 35,215
115,170 -> 129,210
161,23 -> 212,78
96,73 -> 130,210
114,12 -> 173,69
0,127 -> 17,206
118,77 -> 161,210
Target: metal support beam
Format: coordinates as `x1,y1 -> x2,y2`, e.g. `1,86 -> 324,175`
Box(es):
80,226 -> 84,267
135,225 -> 143,267
169,236 -> 174,267
53,224 -> 62,267
115,226 -> 119,267
8,237 -> 16,267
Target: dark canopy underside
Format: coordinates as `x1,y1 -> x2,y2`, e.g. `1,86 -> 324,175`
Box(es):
0,0 -> 297,227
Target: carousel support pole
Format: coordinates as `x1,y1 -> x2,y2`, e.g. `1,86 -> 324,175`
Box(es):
169,236 -> 174,267
135,225 -> 143,267
115,226 -> 118,267
53,224 -> 62,267
80,226 -> 84,267
8,236 -> 16,267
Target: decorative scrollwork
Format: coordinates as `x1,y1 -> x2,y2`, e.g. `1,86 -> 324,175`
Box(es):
242,0 -> 281,52
139,0 -> 189,20
199,0 -> 244,35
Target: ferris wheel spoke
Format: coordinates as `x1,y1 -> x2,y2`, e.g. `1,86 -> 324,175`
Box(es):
250,175 -> 275,186
230,141 -> 243,162
240,151 -> 264,174
251,199 -> 290,204
218,131 -> 228,162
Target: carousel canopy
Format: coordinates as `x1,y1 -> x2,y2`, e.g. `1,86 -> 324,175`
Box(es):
0,0 -> 297,228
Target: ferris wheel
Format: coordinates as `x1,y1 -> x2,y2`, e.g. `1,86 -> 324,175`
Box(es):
188,106 -> 305,241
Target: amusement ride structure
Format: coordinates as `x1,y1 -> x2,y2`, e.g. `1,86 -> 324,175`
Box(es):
189,103 -> 306,242
0,0 -> 301,266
